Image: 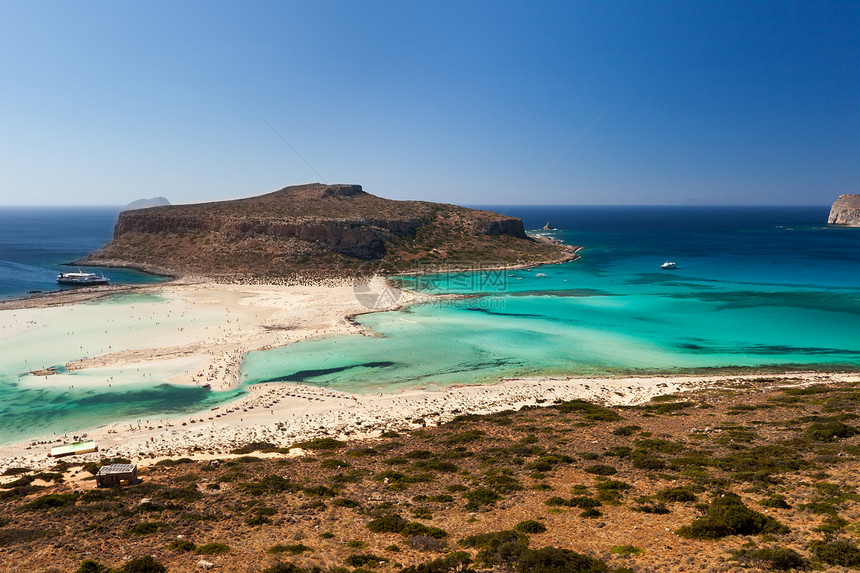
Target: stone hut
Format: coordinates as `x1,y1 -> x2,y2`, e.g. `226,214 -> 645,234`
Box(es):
96,464 -> 139,488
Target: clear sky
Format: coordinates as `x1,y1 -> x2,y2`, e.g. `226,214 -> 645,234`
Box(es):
0,0 -> 857,206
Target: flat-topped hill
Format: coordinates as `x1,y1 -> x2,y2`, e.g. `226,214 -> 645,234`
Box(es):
828,194 -> 860,226
85,183 -> 575,278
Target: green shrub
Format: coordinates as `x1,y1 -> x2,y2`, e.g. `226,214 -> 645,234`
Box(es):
196,542 -> 230,554
332,497 -> 360,508
554,399 -> 623,422
676,494 -> 789,539
412,506 -> 433,519
465,487 -> 502,510
656,487 -> 697,503
241,474 -> 302,495
320,458 -> 350,469
268,543 -> 311,554
816,516 -> 849,534
75,560 -> 110,573
245,514 -> 271,526
610,545 -> 643,555
584,464 -> 617,476
758,495 -> 791,509
568,497 -> 602,509
368,515 -> 407,534
806,421 -> 859,442
446,430 -> 486,445
579,508 -> 602,518
117,555 -> 166,573
514,520 -> 547,534
460,530 -> 529,568
292,437 -> 345,450
128,522 -> 165,536
515,546 -> 615,572
734,547 -> 806,571
167,539 -> 196,551
22,493 -> 77,511
631,501 -> 669,514
810,539 -> 860,566
398,551 -> 475,573
612,425 -> 641,436
303,485 -> 338,497
344,553 -> 389,567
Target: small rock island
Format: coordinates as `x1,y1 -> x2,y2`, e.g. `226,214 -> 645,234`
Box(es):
828,194 -> 860,226
86,183 -> 576,279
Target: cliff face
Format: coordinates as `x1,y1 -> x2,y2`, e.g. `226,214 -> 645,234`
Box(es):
86,183 -> 570,278
828,195 -> 860,226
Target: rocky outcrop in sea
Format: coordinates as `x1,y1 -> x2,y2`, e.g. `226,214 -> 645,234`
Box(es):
828,194 -> 860,226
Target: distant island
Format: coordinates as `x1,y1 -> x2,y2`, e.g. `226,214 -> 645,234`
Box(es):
123,196 -> 171,210
86,183 -> 576,279
828,194 -> 860,226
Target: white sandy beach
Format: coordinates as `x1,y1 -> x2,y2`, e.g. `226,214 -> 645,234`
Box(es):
0,279 -> 858,474
1,277 -> 415,393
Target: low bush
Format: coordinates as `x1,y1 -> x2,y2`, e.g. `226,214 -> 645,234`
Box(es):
128,522 -> 165,536
344,553 -> 389,567
584,464 -> 617,476
117,555 -> 166,573
610,545 -> 643,555
22,493 -> 77,511
732,547 -> 805,570
806,421 -> 859,442
167,539 -> 196,551
399,551 -> 475,573
514,520 -> 547,534
268,543 -> 311,554
368,515 -> 407,534
676,493 -> 789,539
809,539 -> 860,566
292,437 -> 345,450
196,542 -> 230,554
465,487 -> 502,510
75,560 -> 110,573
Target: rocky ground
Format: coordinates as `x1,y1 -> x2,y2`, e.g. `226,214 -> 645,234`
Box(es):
3,377 -> 860,572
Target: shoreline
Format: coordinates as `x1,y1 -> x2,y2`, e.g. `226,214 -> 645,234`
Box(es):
2,370 -> 858,474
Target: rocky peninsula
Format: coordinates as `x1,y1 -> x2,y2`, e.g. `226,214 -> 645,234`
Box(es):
828,194 -> 860,226
85,183 -> 576,279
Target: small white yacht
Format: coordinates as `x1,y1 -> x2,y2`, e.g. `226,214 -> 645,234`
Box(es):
660,261 -> 677,270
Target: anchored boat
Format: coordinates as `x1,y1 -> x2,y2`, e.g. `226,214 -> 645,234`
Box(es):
57,270 -> 110,286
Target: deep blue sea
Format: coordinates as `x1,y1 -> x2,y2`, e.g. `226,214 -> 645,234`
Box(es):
0,205 -> 858,444
0,207 -> 164,300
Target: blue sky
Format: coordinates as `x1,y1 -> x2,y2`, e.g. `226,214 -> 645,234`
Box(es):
0,0 -> 857,206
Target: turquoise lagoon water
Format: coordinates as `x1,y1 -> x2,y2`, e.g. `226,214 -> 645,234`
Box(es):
241,206 -> 860,393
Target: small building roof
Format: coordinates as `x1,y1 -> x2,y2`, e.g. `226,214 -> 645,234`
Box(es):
97,464 -> 136,475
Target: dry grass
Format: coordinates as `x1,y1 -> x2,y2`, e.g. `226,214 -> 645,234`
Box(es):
3,378 -> 860,572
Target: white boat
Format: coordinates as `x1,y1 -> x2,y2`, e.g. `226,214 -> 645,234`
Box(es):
660,261 -> 677,270
57,270 -> 110,286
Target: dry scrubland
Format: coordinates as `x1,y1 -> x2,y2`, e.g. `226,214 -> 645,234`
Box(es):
4,378 -> 860,572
